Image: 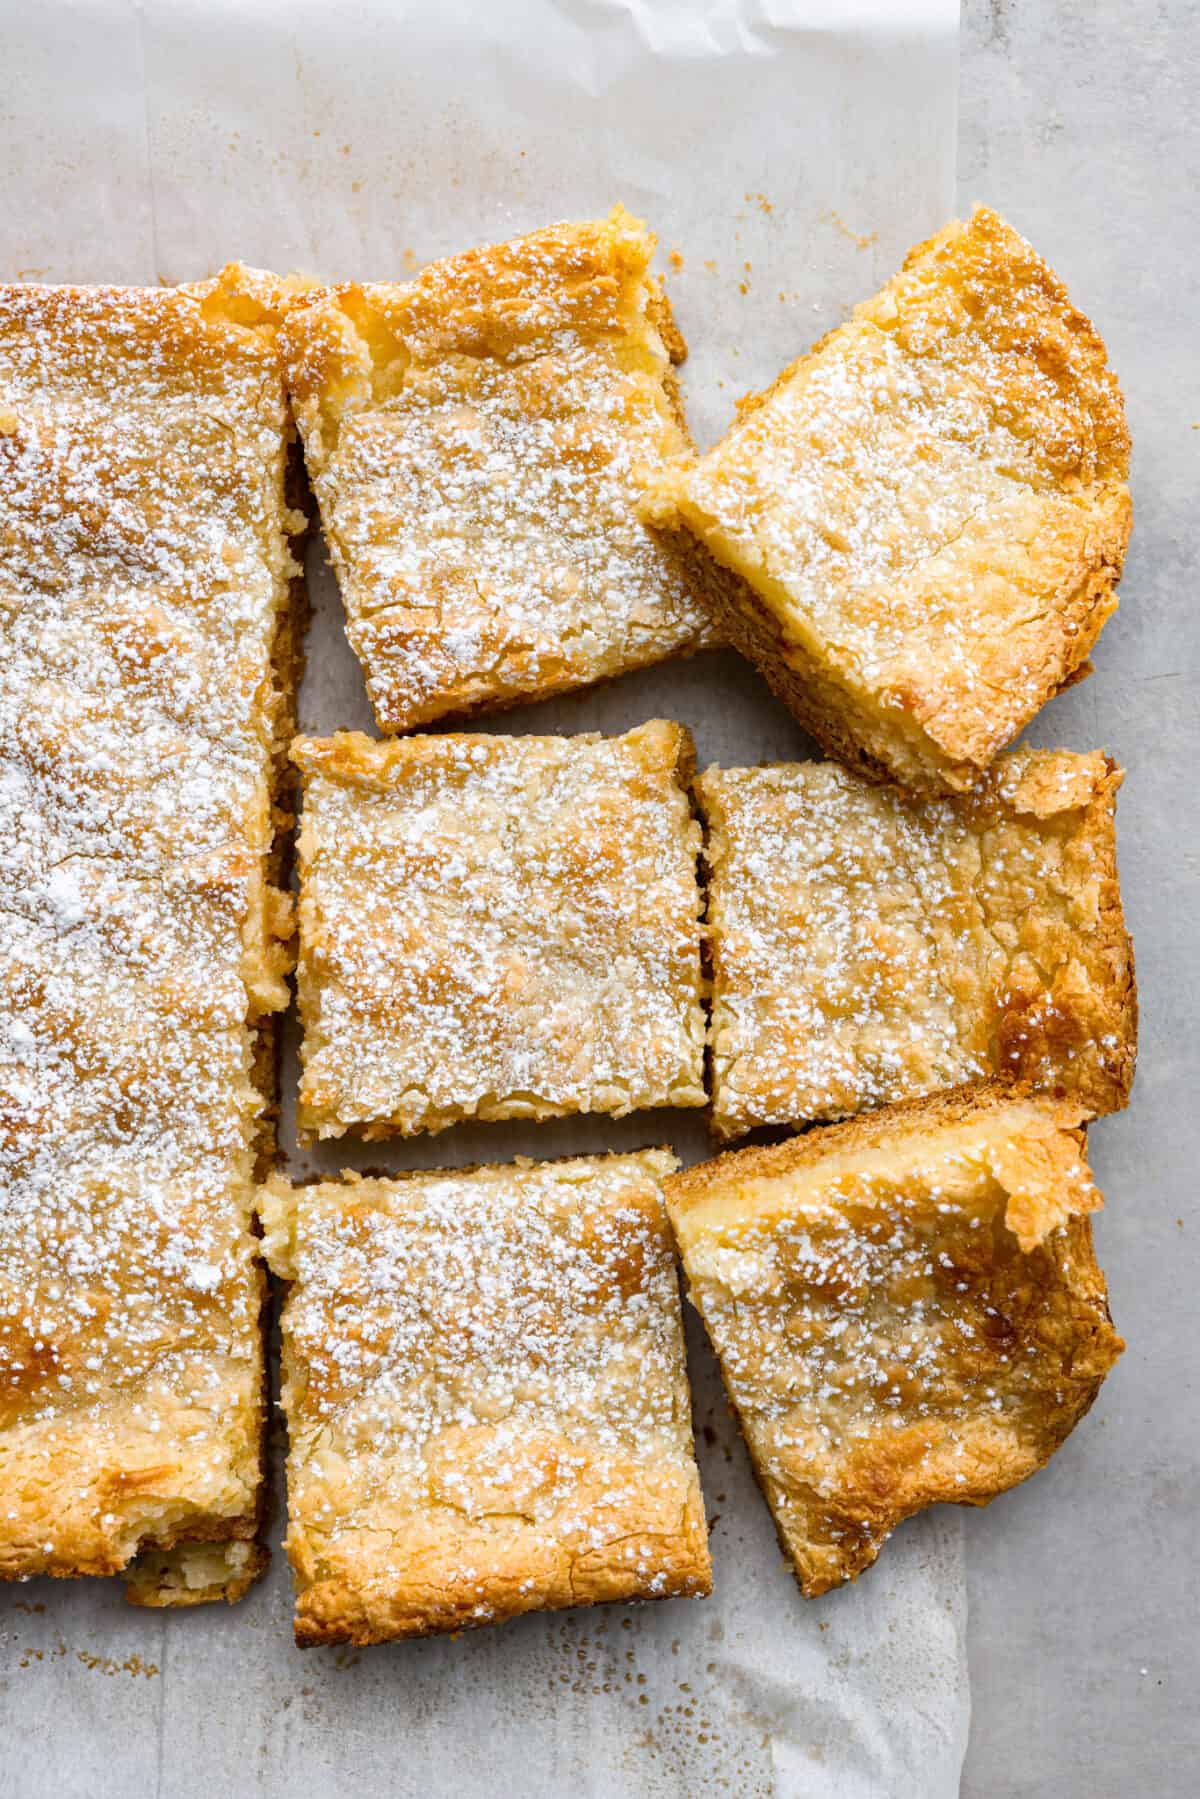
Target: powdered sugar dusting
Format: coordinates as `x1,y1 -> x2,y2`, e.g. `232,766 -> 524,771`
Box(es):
673,206 -> 1130,781
671,1096 -> 1121,1594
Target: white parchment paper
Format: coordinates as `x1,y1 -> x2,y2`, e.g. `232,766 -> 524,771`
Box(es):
0,3 -> 966,1794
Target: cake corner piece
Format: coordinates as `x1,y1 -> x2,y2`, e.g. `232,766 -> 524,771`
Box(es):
278,208 -> 717,736
658,204 -> 1132,795
665,1085 -> 1123,1597
695,746 -> 1136,1141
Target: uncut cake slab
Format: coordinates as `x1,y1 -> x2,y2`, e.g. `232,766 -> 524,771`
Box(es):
0,268 -> 303,1602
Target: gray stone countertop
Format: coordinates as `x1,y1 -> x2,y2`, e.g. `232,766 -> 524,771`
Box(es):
959,4 -> 1199,1794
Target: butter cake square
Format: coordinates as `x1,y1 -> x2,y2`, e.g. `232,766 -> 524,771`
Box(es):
261,1151 -> 712,1645
0,267 -> 304,1603
650,207 -> 1131,794
281,207 -> 715,732
665,1086 -> 1123,1597
292,720 -> 707,1139
698,749 -> 1135,1141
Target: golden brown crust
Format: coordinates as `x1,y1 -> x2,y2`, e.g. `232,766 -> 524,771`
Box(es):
279,207 -> 717,734
651,206 -> 1132,795
262,1152 -> 711,1646
0,268 -> 301,1599
696,749 -> 1136,1140
290,721 -> 707,1140
666,1085 -> 1122,1596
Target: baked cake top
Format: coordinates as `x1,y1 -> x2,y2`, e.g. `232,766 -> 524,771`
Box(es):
0,267 -> 299,1593
666,1086 -> 1123,1595
281,207 -> 714,732
262,1151 -> 711,1644
292,720 -> 707,1139
698,748 -> 1136,1139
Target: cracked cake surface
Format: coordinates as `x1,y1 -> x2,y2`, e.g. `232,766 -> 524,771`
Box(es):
261,1151 -> 711,1645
